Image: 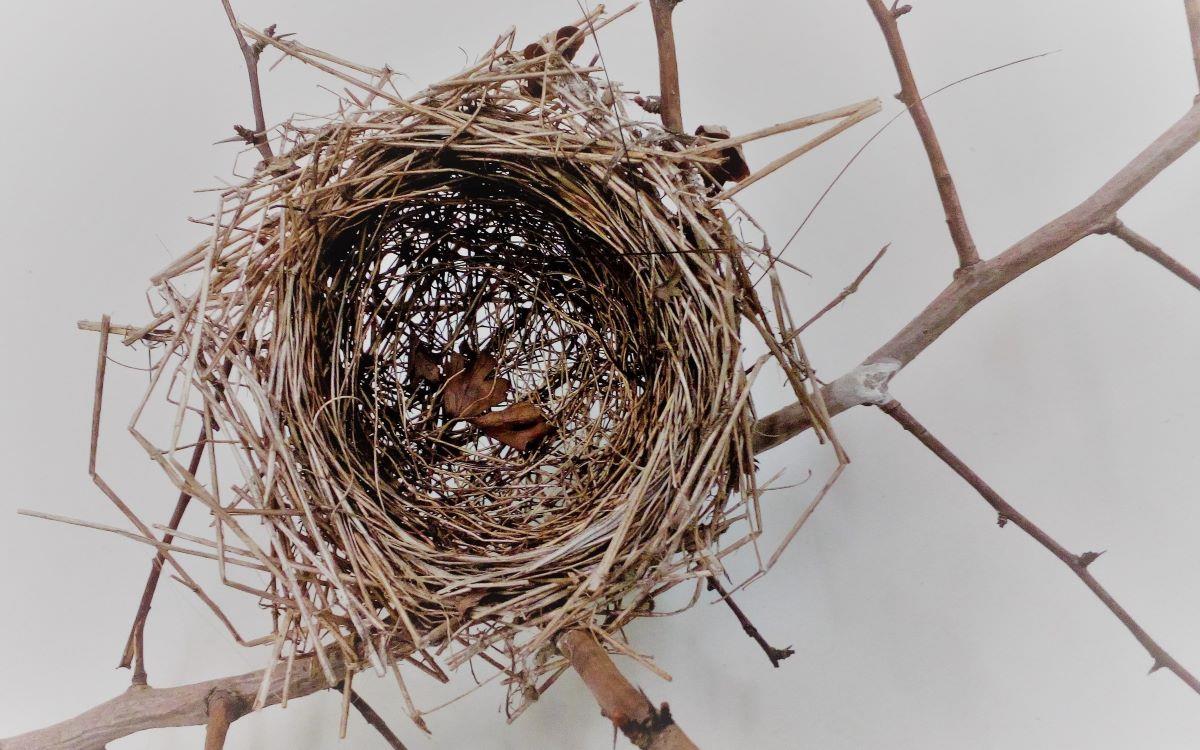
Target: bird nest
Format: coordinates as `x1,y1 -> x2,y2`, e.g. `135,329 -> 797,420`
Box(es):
101,7 -> 833,717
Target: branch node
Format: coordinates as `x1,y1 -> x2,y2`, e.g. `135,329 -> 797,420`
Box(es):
1077,550 -> 1105,568
633,95 -> 663,114
997,513 -> 1009,528
892,4 -> 913,19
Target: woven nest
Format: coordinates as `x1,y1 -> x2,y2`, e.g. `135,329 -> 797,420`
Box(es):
112,8 -> 829,716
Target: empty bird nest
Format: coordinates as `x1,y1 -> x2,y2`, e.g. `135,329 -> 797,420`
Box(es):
80,4 -> 860,721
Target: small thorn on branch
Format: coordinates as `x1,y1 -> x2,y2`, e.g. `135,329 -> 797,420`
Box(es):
892,3 -> 913,18
1077,550 -> 1105,568
878,398 -> 1200,698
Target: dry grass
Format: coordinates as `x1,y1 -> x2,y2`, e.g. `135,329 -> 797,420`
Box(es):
73,5 -> 850,722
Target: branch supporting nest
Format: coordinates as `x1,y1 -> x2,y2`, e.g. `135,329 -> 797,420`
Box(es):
558,630 -> 700,750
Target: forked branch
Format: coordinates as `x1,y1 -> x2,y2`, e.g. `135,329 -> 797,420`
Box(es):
0,652 -> 349,750
219,0 -> 274,162
754,99 -> 1200,453
878,399 -> 1200,696
865,0 -> 979,269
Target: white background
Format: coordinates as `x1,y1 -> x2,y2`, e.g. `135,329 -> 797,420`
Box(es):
2,1 -> 1199,748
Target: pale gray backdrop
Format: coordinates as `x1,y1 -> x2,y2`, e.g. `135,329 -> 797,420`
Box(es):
2,1 -> 1198,748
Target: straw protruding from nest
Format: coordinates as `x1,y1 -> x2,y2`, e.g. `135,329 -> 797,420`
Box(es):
86,5 -> 858,719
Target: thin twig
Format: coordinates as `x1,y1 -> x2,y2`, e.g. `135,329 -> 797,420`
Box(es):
219,0 -> 274,162
335,682 -> 410,750
795,243 -> 890,333
865,0 -> 979,270
1186,0 -> 1200,93
118,430 -> 207,684
558,629 -> 700,750
1102,218 -> 1200,291
649,0 -> 684,133
706,578 -> 794,668
878,398 -> 1200,697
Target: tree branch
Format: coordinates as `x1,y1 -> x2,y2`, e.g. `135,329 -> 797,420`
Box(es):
865,0 -> 979,269
753,99 -> 1200,454
219,0 -> 274,162
119,431 -> 206,684
649,0 -> 684,133
558,630 -> 700,750
0,652 -> 349,750
1102,218 -> 1200,291
877,398 -> 1200,696
337,682 -> 410,750
706,578 -> 794,668
203,690 -> 244,750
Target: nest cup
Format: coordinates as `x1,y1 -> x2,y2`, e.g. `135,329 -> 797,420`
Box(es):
119,9 -> 820,712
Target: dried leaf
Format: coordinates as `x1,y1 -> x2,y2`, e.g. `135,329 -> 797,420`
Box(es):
694,123 -> 751,185
471,401 -> 553,451
410,343 -> 442,383
443,354 -> 510,418
554,25 -> 584,61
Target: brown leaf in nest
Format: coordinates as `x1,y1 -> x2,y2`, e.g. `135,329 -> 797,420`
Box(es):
471,401 -> 553,451
554,26 -> 584,61
410,343 -> 442,383
443,353 -> 510,418
694,124 -> 751,185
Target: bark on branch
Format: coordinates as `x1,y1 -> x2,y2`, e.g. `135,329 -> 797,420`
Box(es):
558,630 -> 700,750
649,0 -> 684,133
754,100 -> 1200,454
0,652 -> 348,750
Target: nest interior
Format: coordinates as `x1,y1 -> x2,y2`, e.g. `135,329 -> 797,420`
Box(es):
112,8 -> 825,714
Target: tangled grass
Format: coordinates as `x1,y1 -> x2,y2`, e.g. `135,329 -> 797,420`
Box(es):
92,5 -> 838,719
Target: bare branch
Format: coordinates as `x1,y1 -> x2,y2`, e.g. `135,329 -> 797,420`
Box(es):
1102,218 -> 1200,291
877,399 -> 1200,696
0,653 -> 350,750
754,100 -> 1200,454
865,0 -> 979,269
119,431 -> 206,684
1186,0 -> 1200,93
707,578 -> 794,668
338,682 -> 410,750
649,0 -> 684,133
203,690 -> 244,750
219,0 -> 274,162
558,630 -> 700,750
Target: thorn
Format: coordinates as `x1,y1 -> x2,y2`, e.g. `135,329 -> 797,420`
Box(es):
1149,658 -> 1166,675
997,513 -> 1009,528
1077,550 -> 1105,568
891,3 -> 913,18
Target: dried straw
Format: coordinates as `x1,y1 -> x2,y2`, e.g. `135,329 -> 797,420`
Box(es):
85,5 -> 849,720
